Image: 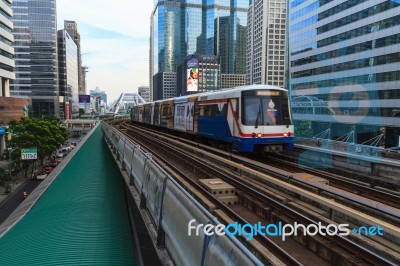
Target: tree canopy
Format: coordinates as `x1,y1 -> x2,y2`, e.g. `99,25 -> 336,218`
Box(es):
6,117 -> 69,164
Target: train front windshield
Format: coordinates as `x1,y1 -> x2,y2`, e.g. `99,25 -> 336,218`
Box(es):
242,90 -> 292,126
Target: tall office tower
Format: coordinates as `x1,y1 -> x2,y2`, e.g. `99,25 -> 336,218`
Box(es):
10,0 -> 58,117
0,0 -> 14,98
247,0 -> 287,87
64,21 -> 84,94
57,30 -> 79,119
0,0 -> 15,153
81,66 -> 88,93
150,0 -> 248,99
289,0 -> 400,147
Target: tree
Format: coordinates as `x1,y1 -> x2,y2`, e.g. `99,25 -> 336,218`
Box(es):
7,117 -> 69,166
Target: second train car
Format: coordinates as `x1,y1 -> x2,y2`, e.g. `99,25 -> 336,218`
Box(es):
131,84 -> 294,153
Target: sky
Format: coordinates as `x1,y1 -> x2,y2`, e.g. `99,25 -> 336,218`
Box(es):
57,0 -> 154,104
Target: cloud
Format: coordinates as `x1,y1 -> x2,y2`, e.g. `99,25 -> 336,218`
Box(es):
57,0 -> 153,103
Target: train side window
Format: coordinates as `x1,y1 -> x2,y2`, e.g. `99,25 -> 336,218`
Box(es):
281,102 -> 292,125
204,106 -> 210,116
220,104 -> 227,117
199,105 -> 220,117
162,106 -> 171,116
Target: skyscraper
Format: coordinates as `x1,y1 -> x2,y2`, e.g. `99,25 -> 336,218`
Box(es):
247,0 -> 287,87
288,0 -> 400,147
150,0 -> 248,99
0,0 -> 14,98
57,30 -> 79,119
0,0 -> 15,153
11,0 -> 58,117
64,20 -> 84,94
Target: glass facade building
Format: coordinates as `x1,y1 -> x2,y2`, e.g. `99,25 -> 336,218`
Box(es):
57,30 -> 78,119
64,20 -> 84,94
10,0 -> 58,117
289,0 -> 400,147
150,0 -> 248,100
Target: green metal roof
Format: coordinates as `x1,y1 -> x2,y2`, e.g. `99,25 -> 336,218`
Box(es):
0,126 -> 137,265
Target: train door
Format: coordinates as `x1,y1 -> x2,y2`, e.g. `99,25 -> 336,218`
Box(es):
186,102 -> 194,131
138,106 -> 143,122
154,104 -> 160,126
151,103 -> 155,125
174,103 -> 186,131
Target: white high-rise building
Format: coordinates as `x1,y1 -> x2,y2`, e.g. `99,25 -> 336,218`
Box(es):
0,0 -> 14,97
246,0 -> 287,88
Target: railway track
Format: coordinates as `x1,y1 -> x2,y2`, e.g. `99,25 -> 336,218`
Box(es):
109,119 -> 400,265
264,155 -> 400,209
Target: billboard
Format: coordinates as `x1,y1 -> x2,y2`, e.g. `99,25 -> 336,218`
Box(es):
79,94 -> 91,113
187,57 -> 199,92
65,102 -> 70,119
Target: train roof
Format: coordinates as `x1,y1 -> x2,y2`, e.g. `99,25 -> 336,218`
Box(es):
134,85 -> 287,106
196,84 -> 286,101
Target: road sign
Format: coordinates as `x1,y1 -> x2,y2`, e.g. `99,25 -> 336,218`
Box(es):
21,147 -> 37,160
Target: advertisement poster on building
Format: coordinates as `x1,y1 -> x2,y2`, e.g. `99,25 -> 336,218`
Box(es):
187,57 -> 199,92
65,102 -> 70,119
79,94 -> 91,113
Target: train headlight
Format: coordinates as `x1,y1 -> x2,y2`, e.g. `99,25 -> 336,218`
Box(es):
284,132 -> 288,137
257,133 -> 262,138
252,133 -> 256,138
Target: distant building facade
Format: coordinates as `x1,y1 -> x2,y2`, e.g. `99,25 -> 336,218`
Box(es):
82,66 -> 88,93
64,20 -> 84,94
11,0 -> 58,117
89,87 -> 107,106
220,74 -> 246,89
153,72 -> 176,100
138,86 -> 150,102
247,0 -> 287,87
57,30 -> 79,119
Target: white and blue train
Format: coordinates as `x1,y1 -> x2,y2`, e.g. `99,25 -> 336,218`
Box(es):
131,85 -> 294,153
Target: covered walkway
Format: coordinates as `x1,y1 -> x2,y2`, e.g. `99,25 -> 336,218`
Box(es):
0,125 -> 137,265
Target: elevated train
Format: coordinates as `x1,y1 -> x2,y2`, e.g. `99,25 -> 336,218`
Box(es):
131,85 -> 294,153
